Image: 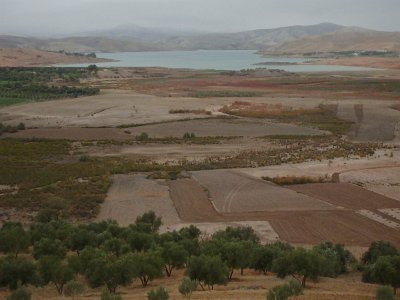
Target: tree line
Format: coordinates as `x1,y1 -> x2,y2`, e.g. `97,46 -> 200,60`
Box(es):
0,211 -> 399,300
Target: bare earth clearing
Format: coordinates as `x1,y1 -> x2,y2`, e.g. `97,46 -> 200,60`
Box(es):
0,89 -> 224,128
125,117 -> 325,138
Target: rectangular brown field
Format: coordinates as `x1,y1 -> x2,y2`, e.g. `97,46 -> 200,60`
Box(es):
191,170 -> 334,213
268,210 -> 400,247
289,183 -> 400,210
168,178 -> 222,222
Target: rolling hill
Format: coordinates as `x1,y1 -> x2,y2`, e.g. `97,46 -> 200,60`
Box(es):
263,28 -> 400,54
0,23 -> 344,52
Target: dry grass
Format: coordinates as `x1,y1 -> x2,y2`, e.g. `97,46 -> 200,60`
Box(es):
169,109 -> 212,115
219,101 -> 314,118
263,175 -> 332,185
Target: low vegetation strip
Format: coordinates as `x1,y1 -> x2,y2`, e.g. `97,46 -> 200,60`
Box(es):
0,67 -> 99,106
220,102 -> 352,135
262,175 -> 332,185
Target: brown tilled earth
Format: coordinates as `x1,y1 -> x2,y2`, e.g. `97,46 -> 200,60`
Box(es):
0,48 -> 111,66
289,183 -> 400,210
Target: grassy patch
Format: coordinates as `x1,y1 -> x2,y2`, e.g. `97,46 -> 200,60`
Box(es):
0,67 -> 99,106
0,97 -> 29,106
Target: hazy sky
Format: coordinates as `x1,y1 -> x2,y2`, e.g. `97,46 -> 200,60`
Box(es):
1,0 -> 400,36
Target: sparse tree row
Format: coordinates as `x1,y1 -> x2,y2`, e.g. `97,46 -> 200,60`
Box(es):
0,211 -> 399,300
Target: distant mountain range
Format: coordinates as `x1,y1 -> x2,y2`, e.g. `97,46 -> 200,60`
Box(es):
1,23 -> 400,54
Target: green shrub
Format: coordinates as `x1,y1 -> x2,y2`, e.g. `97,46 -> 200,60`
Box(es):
183,132 -> 196,139
7,287 -> 31,300
178,277 -> 198,298
136,132 -> 149,141
64,280 -> 84,299
266,280 -> 303,300
100,288 -> 122,300
376,286 -> 394,300
147,286 -> 169,300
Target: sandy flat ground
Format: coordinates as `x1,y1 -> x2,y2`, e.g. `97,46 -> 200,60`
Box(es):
96,174 -> 180,226
191,169 -> 334,213
126,117 -> 325,138
0,89 -> 226,128
335,101 -> 400,142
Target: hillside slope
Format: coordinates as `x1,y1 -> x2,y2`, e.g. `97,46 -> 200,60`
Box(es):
264,28 -> 400,54
0,48 -> 110,67
0,23 -> 344,52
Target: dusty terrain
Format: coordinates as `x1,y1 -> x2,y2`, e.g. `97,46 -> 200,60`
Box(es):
0,48 -> 111,67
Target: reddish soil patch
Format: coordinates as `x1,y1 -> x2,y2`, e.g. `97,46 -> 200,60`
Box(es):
289,183 -> 400,210
168,178 -> 222,222
267,210 -> 400,247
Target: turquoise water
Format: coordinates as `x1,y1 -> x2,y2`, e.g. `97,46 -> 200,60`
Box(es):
56,50 -> 377,72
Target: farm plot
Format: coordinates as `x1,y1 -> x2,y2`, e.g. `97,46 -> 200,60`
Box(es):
268,210 -> 400,247
336,102 -> 400,142
126,117 -> 325,138
289,183 -> 400,210
168,178 -> 222,222
190,170 -> 334,213
96,174 -> 180,226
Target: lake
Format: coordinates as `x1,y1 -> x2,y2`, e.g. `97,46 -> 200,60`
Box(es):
57,50 -> 377,72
